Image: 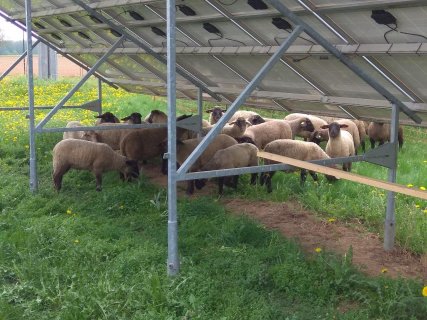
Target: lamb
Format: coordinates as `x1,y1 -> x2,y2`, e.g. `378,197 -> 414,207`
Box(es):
94,112 -> 120,125
120,114 -> 192,168
171,134 -> 238,194
367,122 -> 403,149
260,139 -> 338,193
206,106 -> 226,125
310,119 -> 361,153
121,112 -> 143,124
284,113 -> 328,140
52,139 -> 139,192
321,122 -> 355,171
144,110 -> 167,123
235,120 -> 293,149
197,143 -> 259,195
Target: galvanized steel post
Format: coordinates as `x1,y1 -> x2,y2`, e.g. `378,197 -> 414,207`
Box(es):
97,78 -> 103,115
25,0 -> 37,192
197,87 -> 203,137
166,0 -> 179,276
384,103 -> 399,251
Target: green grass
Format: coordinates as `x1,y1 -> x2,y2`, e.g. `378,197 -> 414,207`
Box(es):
0,77 -> 426,319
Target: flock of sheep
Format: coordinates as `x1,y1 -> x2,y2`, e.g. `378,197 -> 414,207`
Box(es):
53,107 -> 403,195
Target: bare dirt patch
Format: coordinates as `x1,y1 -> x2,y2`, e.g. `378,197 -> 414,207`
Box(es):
141,164 -> 426,280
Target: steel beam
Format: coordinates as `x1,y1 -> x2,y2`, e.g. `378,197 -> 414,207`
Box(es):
266,0 -> 422,124
384,104 -> 399,251
35,36 -> 125,131
176,26 -> 304,177
0,39 -> 40,81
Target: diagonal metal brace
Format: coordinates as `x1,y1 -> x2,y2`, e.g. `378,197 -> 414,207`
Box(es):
363,143 -> 397,169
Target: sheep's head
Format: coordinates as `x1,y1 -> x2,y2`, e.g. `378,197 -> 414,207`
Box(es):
229,117 -> 251,131
206,106 -> 226,124
235,136 -> 256,145
145,110 -> 167,123
81,130 -> 99,142
309,130 -> 328,145
122,159 -> 139,181
194,179 -> 207,190
95,112 -> 119,123
248,114 -> 265,125
122,112 -> 142,124
321,122 -> 348,139
301,118 -> 315,132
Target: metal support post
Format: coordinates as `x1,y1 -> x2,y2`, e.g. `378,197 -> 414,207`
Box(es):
177,26 -> 303,177
0,39 -> 40,81
166,0 -> 179,276
384,103 -> 399,251
35,36 -> 125,131
266,0 -> 421,124
97,78 -> 103,115
25,0 -> 38,192
197,87 -> 203,138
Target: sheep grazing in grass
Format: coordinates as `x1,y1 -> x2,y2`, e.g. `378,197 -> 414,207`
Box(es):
144,110 -> 167,123
62,121 -> 97,142
171,134 -> 238,195
260,139 -> 338,193
197,143 -> 259,195
206,106 -> 227,125
120,114 -> 192,168
235,120 -> 293,149
52,139 -> 139,192
367,122 -> 403,149
95,112 -> 120,125
284,113 -> 328,140
321,122 -> 355,172
121,112 -> 143,124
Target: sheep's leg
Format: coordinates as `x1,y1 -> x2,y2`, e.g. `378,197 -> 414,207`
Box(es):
370,138 -> 375,149
250,173 -> 257,185
347,162 -> 352,172
300,170 -> 308,184
263,172 -> 274,193
398,134 -> 403,150
53,165 -> 70,191
378,139 -> 384,146
95,173 -> 103,191
232,175 -> 239,189
186,180 -> 195,195
218,177 -> 225,195
361,140 -> 366,153
308,170 -> 318,182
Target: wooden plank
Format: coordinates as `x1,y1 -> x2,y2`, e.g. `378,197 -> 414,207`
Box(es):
258,151 -> 427,200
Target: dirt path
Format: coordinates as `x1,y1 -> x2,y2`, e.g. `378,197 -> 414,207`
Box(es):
141,164 -> 426,280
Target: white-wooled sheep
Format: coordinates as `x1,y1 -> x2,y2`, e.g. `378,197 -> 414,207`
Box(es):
367,122 -> 403,149
260,139 -> 338,193
284,113 -> 328,140
321,122 -> 355,171
52,139 -> 139,191
206,106 -> 227,125
144,110 -> 167,123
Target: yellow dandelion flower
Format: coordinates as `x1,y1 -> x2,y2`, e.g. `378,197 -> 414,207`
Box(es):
74,239 -> 79,244
420,186 -> 426,191
424,160 -> 427,163
381,268 -> 388,273
66,209 -> 72,215
315,247 -> 322,253
119,205 -> 124,209
406,184 -> 414,188
328,218 -> 336,223
25,145 -> 29,149
423,286 -> 427,297
424,209 -> 427,214
415,204 -> 420,208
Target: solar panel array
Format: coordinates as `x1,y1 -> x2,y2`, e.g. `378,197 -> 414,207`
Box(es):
2,0 -> 427,125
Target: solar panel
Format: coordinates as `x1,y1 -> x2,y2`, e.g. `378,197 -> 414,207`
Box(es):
1,0 -> 427,126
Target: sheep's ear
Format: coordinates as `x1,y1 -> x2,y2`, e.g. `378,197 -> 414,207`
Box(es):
206,109 -> 213,113
228,121 -> 236,125
176,140 -> 184,145
95,115 -> 102,118
340,124 -> 349,128
320,125 -> 329,129
222,109 -> 227,112
246,121 -> 252,126
121,116 -> 130,121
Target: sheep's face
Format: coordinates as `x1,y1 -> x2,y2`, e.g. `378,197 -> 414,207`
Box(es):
96,112 -> 118,123
324,122 -> 341,138
301,118 -> 315,132
235,136 -> 256,145
194,179 -> 207,190
122,112 -> 142,124
122,160 -> 139,181
230,117 -> 250,131
81,131 -> 98,142
248,115 -> 265,125
206,107 -> 226,124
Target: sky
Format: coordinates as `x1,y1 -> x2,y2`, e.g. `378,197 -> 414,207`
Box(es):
0,16 -> 26,41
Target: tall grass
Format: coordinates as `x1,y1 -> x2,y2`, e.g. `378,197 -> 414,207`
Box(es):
0,77 -> 425,319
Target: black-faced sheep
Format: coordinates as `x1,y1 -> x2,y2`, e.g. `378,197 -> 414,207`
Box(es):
197,143 -> 259,195
321,122 -> 355,171
95,112 -> 120,125
284,113 -> 328,140
121,112 -> 143,124
120,114 -> 192,168
206,106 -> 227,125
260,139 -> 338,193
171,134 -> 238,195
144,110 -> 167,123
52,139 -> 139,192
235,120 -> 293,149
367,122 -> 403,149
